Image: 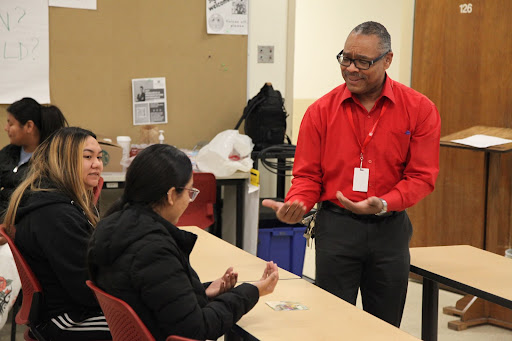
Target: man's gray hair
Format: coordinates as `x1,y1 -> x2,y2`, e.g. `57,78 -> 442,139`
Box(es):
351,21 -> 391,53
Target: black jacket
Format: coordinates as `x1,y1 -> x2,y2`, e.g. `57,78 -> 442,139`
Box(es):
0,144 -> 30,214
14,189 -> 102,321
88,205 -> 259,341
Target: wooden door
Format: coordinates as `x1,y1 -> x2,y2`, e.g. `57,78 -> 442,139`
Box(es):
409,0 -> 512,253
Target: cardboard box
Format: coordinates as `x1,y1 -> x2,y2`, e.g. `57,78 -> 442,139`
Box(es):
97,137 -> 123,172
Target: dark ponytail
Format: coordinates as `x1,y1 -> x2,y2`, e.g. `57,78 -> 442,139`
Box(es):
40,105 -> 68,142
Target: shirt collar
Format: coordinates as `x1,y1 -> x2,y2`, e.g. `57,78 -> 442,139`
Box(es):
340,73 -> 396,105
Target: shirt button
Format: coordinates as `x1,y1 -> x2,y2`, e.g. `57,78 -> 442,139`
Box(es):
368,160 -> 372,163
367,115 -> 371,118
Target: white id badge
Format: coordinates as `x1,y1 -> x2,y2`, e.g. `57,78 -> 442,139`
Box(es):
353,168 -> 369,192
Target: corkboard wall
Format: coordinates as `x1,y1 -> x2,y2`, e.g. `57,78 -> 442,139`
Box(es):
0,0 -> 248,149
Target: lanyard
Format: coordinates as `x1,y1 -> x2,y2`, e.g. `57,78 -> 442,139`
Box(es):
346,101 -> 388,168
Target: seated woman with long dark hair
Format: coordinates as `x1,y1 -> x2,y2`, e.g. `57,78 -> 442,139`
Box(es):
3,127 -> 111,341
88,144 -> 279,341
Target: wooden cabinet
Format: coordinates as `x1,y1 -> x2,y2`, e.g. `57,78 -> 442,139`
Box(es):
409,0 -> 512,254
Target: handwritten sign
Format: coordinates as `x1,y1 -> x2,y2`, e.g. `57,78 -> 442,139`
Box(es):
0,0 -> 50,103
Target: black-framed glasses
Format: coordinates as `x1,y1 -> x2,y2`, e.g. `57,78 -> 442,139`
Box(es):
336,49 -> 390,70
178,187 -> 200,202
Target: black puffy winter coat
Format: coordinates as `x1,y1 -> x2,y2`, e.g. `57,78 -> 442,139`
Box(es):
88,204 -> 259,341
14,189 -> 103,321
0,144 -> 30,214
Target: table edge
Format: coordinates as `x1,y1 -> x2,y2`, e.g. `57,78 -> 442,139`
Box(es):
410,265 -> 512,309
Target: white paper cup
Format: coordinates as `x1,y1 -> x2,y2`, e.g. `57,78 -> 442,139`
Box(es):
116,136 -> 131,155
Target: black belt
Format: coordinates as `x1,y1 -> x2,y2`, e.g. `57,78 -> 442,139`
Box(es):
321,200 -> 398,220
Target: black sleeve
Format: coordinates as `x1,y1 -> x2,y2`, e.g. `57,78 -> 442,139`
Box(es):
132,239 -> 259,340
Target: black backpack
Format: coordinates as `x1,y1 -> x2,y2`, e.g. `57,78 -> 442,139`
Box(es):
235,83 -> 288,151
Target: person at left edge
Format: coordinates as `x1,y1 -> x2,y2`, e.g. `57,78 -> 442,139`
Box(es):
0,97 -> 68,215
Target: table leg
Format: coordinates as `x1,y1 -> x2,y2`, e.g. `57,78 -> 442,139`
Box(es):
277,158 -> 285,199
236,180 -> 245,248
422,278 -> 439,341
212,184 -> 223,239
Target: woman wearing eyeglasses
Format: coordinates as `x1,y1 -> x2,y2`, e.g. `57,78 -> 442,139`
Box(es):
88,144 -> 279,341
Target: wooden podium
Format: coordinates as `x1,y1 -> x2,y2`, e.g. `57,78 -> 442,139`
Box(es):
439,126 -> 512,330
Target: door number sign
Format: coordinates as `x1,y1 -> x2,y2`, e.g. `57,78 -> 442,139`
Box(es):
460,3 -> 472,13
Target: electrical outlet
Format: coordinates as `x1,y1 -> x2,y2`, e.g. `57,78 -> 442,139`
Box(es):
258,45 -> 274,63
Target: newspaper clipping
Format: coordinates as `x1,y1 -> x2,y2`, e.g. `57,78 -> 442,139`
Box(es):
132,77 -> 168,125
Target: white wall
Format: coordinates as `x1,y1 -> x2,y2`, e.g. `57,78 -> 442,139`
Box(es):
293,0 -> 409,99
247,0 -> 289,99
247,0 -> 289,197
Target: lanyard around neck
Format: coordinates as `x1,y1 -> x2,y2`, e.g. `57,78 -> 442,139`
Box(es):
346,100 -> 388,155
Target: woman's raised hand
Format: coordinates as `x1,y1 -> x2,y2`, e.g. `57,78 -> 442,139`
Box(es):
253,261 -> 279,296
205,266 -> 238,298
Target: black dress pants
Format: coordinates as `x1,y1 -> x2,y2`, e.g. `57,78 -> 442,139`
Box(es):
315,203 -> 412,327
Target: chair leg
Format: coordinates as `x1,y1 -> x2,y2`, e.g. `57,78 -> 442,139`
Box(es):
11,294 -> 21,341
24,329 -> 38,341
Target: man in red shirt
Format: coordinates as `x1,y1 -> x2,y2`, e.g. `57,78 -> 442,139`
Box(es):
263,21 -> 441,326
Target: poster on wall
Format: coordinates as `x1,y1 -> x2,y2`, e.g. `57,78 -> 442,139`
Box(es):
49,0 -> 97,10
206,0 -> 248,35
132,77 -> 168,126
0,0 -> 50,104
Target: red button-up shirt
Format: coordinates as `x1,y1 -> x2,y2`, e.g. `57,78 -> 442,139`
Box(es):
286,75 -> 441,212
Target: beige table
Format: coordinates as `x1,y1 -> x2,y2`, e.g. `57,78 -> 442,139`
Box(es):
183,226 -> 418,341
410,245 -> 512,341
234,279 -> 420,341
180,226 -> 299,282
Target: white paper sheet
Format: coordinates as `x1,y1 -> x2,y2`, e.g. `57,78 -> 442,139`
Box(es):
0,0 -> 50,103
451,134 -> 512,148
132,78 -> 168,126
49,0 -> 96,10
206,0 -> 248,35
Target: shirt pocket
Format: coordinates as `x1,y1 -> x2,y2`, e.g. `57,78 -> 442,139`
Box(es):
385,128 -> 411,163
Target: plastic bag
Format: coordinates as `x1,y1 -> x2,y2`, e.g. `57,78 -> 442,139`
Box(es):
0,244 -> 21,330
196,130 -> 254,177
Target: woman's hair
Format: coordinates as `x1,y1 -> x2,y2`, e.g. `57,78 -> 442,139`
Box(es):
7,97 -> 68,143
105,144 -> 192,216
3,127 -> 99,232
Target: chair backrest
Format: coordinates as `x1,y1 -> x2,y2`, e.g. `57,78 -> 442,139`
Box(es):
0,225 -> 43,327
166,336 -> 198,341
93,176 -> 104,205
177,172 -> 217,229
86,280 -> 155,341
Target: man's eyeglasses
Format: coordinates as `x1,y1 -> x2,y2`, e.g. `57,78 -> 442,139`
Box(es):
336,49 -> 390,70
178,187 -> 200,202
